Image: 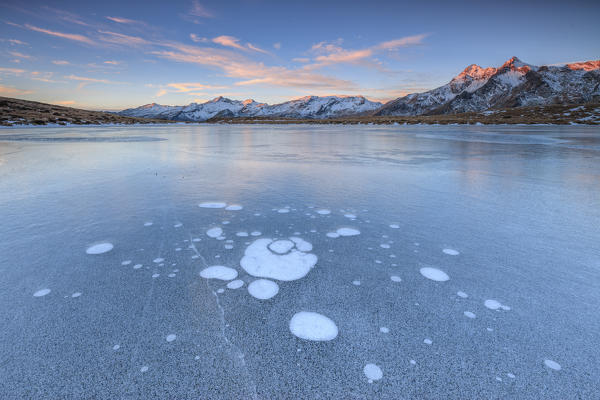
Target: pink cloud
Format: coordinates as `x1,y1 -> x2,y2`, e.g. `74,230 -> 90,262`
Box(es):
24,24 -> 95,45
190,1 -> 214,18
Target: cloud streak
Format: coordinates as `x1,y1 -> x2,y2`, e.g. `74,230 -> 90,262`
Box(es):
24,24 -> 95,45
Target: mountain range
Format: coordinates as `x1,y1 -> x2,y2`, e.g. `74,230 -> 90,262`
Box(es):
119,57 -> 600,121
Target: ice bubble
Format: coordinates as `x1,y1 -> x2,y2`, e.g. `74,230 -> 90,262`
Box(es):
200,266 -> 238,281
236,231 -> 249,237
144,222 -> 153,226
380,244 -> 390,249
217,288 -> 224,293
71,292 -> 82,298
390,275 -> 402,282
363,364 -> 383,382
326,232 -> 340,238
464,311 -> 476,319
484,299 -> 510,310
224,244 -> 234,250
140,366 -> 149,372
86,242 -> 114,255
166,334 -> 176,342
207,227 -> 223,238
457,291 -> 468,298
248,279 -> 279,300
443,248 -> 460,256
352,280 -> 361,286
152,273 -> 160,278
389,224 -> 399,229
289,311 -> 338,341
240,238 -> 317,281
419,267 -> 450,282
423,338 -> 432,345
344,213 -> 356,219
153,258 -> 164,263
379,327 -> 389,333
269,240 -> 294,254
316,209 -> 331,215
121,260 -> 131,266
174,223 -> 183,228
168,273 -> 176,278
507,373 -> 515,379
133,264 -> 143,269
199,202 -> 226,209
250,231 -> 261,236
227,279 -> 244,289
544,359 -> 561,370
225,205 -> 243,211
277,208 -> 290,213
33,288 -> 51,297
336,228 -> 360,236
113,344 -> 120,350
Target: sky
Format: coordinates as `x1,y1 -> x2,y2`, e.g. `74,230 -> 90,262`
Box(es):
0,0 -> 598,110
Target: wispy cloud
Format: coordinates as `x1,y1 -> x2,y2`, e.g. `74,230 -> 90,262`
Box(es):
103,60 -> 121,65
189,1 -> 214,18
55,100 -> 75,105
106,16 -> 143,24
8,51 -> 33,60
155,82 -> 228,97
52,60 -> 70,65
24,24 -> 95,45
0,84 -> 33,96
212,35 -> 270,54
0,38 -> 28,46
190,33 -> 208,43
0,67 -> 26,75
97,30 -> 149,47
273,42 -> 281,50
65,74 -> 126,89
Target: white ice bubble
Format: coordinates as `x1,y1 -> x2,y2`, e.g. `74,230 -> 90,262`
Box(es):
248,279 -> 279,300
390,275 -> 402,282
133,264 -> 143,269
380,244 -> 391,249
217,288 -> 224,293
199,202 -> 227,209
326,232 -> 340,238
544,359 -> 561,370
443,248 -> 460,256
153,258 -> 164,263
352,280 -> 361,286
484,299 -> 510,310
113,344 -> 120,350
200,266 -> 238,280
316,209 -> 331,215
419,267 -> 450,282
86,242 -> 114,255
166,334 -> 176,342
336,228 -> 360,236
168,273 -> 176,278
240,238 -> 317,281
389,224 -> 399,229
207,227 -> 223,238
250,231 -> 261,236
33,288 -> 51,297
464,311 -> 476,319
121,260 -> 131,266
236,231 -> 249,237
144,222 -> 153,226
225,204 -> 243,211
379,327 -> 389,333
71,292 -> 82,298
224,244 -> 234,250
423,338 -> 432,345
507,373 -> 515,379
289,311 -> 338,341
277,208 -> 290,213
363,364 -> 383,382
152,273 -> 160,278
227,279 -> 244,289
140,366 -> 149,372
457,291 -> 468,298
344,213 -> 356,219
269,240 -> 294,254
174,223 -> 183,228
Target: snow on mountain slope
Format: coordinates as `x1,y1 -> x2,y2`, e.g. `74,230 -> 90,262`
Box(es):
376,57 -> 600,116
120,95 -> 381,121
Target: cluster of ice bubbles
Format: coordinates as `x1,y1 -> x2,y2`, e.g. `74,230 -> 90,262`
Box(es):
32,203 -> 563,384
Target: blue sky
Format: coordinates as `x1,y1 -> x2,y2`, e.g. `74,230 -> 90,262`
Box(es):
1,0 -> 598,110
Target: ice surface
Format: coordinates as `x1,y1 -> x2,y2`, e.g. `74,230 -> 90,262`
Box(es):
240,238 -> 317,281
86,242 -> 114,255
289,311 -> 338,341
199,266 -> 238,280
199,202 -> 226,208
247,279 -> 279,300
33,288 -> 51,297
206,227 -> 223,238
363,364 -> 383,382
226,279 -> 244,289
544,359 -> 561,370
419,267 -> 450,282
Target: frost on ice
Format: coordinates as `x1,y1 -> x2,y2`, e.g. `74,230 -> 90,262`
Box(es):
247,279 -> 279,300
200,266 -> 238,280
289,311 -> 338,341
86,242 -> 114,255
240,237 -> 317,281
419,267 -> 450,282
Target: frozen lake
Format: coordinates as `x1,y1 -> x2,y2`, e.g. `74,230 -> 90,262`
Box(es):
0,124 -> 599,399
